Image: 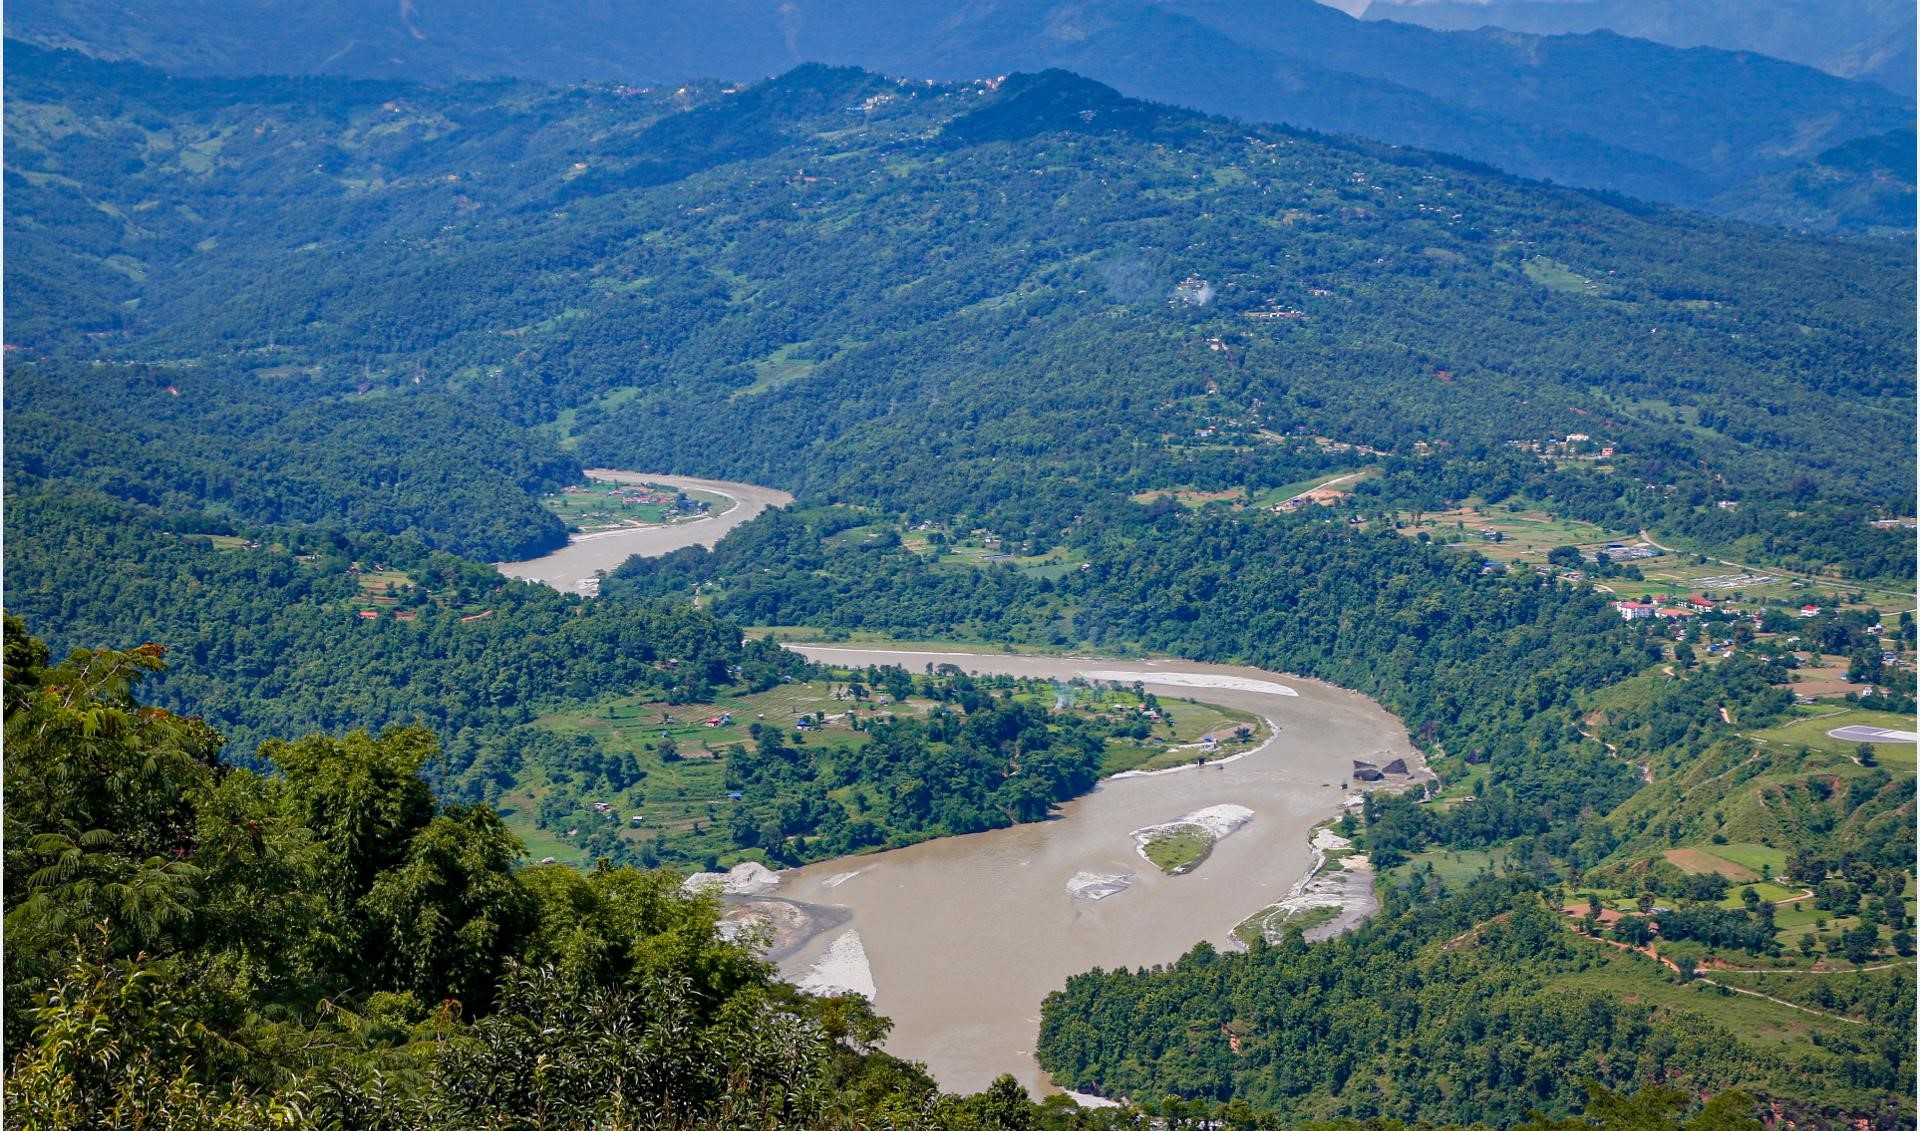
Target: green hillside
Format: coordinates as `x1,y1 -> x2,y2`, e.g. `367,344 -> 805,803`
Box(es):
6,46 -> 1913,580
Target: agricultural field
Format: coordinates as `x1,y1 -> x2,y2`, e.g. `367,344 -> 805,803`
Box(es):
1404,502 -> 1633,565
1633,538 -> 1915,616
541,478 -> 730,534
511,670 -> 1262,868
1662,845 -> 1782,882
515,677 -> 871,867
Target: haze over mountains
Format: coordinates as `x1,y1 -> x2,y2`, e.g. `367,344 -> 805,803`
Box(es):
7,0 -> 1913,230
1358,0 -> 1915,95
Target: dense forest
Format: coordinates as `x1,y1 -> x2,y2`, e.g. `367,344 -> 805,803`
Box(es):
6,361 -> 577,561
1036,879 -> 1913,1124
4,619 -> 1810,1130
6,44 -> 1913,580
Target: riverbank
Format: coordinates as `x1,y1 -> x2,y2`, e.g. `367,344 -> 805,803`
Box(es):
1234,824 -> 1382,945
767,644 -> 1423,1096
497,472 -> 792,594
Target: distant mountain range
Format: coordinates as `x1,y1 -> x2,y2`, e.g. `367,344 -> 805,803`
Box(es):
7,0 -> 1913,232
1357,0 -> 1914,95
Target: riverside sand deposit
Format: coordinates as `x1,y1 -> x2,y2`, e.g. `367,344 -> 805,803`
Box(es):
497,472 -> 792,593
766,646 -> 1424,1096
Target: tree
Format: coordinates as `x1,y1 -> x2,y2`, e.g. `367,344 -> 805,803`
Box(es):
3,950 -> 305,1130
359,805 -> 536,1012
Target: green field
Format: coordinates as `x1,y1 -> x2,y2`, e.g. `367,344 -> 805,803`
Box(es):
732,341 -> 822,398
538,385 -> 642,450
1407,502 -> 1633,566
541,479 -> 731,534
1140,827 -> 1214,874
517,666 -> 1259,868
1746,706 -> 1919,772
1523,255 -> 1611,297
1548,945 -> 1833,1050
1384,845 -> 1513,889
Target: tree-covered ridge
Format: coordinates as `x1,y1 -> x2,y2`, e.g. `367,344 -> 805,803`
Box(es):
1035,879 -> 1914,1125
2,489 -> 1155,875
6,360 -> 578,561
5,44 -> 1912,578
6,0 -> 1914,225
0,488 -> 798,764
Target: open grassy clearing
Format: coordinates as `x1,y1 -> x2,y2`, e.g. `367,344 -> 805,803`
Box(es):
1139,827 -> 1214,874
1130,487 -> 1245,508
1523,255 -> 1611,297
1098,697 -> 1264,774
542,478 -> 732,534
1548,946 -> 1831,1050
537,386 -> 642,450
731,341 -> 822,399
1384,845 -> 1513,888
1402,502 -> 1634,565
1250,469 -> 1369,509
1745,706 -> 1919,771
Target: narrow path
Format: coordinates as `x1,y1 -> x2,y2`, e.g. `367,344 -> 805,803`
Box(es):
1702,979 -> 1865,1023
1570,927 -> 1865,1025
1710,961 -> 1897,975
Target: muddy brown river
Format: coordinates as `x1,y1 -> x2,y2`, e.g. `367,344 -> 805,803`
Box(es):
502,476 -> 1418,1097
775,646 -> 1417,1097
497,471 -> 793,593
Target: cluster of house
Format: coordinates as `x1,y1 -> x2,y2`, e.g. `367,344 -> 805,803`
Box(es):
1614,595 -> 1714,621
1584,541 -> 1662,563
1507,434 -> 1617,460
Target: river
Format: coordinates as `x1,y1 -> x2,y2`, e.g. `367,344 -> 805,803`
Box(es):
502,475 -> 1418,1097
497,471 -> 794,593
770,646 -> 1418,1097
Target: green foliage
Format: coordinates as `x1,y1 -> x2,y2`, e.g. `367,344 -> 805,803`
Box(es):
2,489 -> 801,765
6,361 -> 578,561
5,46 -> 1912,579
1036,881 -> 1908,1124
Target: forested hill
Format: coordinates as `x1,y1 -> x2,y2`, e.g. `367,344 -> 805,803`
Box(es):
5,0 -> 1913,224
7,44 -> 1913,579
